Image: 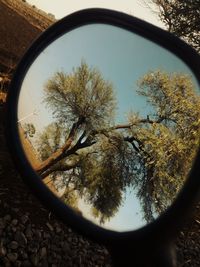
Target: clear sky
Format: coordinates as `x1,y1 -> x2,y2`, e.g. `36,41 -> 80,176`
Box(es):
26,0 -> 164,28
18,23 -> 197,232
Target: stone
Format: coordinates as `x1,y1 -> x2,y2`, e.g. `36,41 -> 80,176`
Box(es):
22,260 -> 32,267
34,229 -> 42,239
0,218 -> 6,229
14,231 -> 27,246
62,241 -> 70,251
11,226 -> 17,232
7,252 -> 18,262
40,259 -> 48,267
43,232 -> 51,239
46,222 -> 54,231
67,236 -> 72,243
21,215 -> 29,225
55,226 -> 62,233
25,226 -> 32,238
40,247 -> 47,259
9,241 -> 19,250
30,254 -> 39,266
3,203 -> 9,209
12,208 -> 20,213
21,251 -> 28,260
4,214 -> 11,222
0,244 -> 7,256
11,219 -> 18,226
13,260 -> 22,267
28,243 -> 38,254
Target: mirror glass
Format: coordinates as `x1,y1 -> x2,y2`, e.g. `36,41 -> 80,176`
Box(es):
17,24 -> 200,232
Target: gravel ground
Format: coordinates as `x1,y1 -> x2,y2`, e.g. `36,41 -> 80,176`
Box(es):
0,111 -> 112,266
1,102 -> 200,266
0,1 -> 200,266
175,203 -> 200,267
0,3 -> 112,265
0,212 -> 111,267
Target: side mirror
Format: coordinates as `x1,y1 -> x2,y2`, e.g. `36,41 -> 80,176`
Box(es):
6,9 -> 200,267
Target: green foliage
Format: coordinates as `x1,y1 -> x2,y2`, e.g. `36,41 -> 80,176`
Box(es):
76,134 -> 136,222
23,123 -> 36,138
127,71 -> 200,221
36,122 -> 67,161
44,61 -> 116,132
36,62 -> 200,224
148,0 -> 200,52
60,187 -> 79,209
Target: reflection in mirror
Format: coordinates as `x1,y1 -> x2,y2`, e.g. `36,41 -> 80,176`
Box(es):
18,24 -> 200,232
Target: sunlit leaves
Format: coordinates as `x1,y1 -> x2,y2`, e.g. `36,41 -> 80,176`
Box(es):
37,65 -> 200,224
23,123 -> 36,138
75,134 -> 135,221
36,122 -> 68,161
149,0 -> 200,52
128,70 -> 200,220
44,60 -> 116,131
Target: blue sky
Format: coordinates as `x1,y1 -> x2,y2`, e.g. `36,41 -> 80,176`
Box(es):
18,24 -> 198,232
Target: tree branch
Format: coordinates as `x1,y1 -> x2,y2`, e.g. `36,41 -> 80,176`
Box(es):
40,160 -> 80,179
35,117 -> 85,175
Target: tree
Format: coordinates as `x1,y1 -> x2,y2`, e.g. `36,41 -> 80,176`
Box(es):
34,62 -> 200,223
126,71 -> 200,221
147,0 -> 200,52
23,123 -> 36,138
35,61 -> 116,177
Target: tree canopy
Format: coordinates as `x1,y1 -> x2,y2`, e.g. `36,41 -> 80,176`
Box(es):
23,123 -> 36,138
147,0 -> 200,52
127,71 -> 200,221
33,61 -> 200,224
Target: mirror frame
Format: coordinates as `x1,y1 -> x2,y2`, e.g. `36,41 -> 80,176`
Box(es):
6,8 -> 200,249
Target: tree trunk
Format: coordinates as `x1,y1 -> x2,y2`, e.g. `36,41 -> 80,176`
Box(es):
35,117 -> 85,178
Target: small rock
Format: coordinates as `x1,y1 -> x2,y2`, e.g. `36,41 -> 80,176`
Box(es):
9,241 -> 19,250
46,222 -> 54,231
21,251 -> 28,260
30,254 -> 39,266
3,203 -> 9,209
55,226 -> 62,233
11,226 -> 17,232
15,260 -> 22,267
22,260 -> 32,267
62,242 -> 71,252
14,231 -> 27,246
21,215 -> 29,225
11,219 -> 18,226
4,214 -> 11,222
40,259 -> 48,267
40,247 -> 47,259
25,227 -> 32,238
2,257 -> 11,267
7,252 -> 18,262
43,232 -> 51,239
12,208 -> 20,213
28,242 -> 38,254
0,244 -> 7,256
34,229 -> 42,239
0,218 -> 6,229
67,236 -> 72,243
